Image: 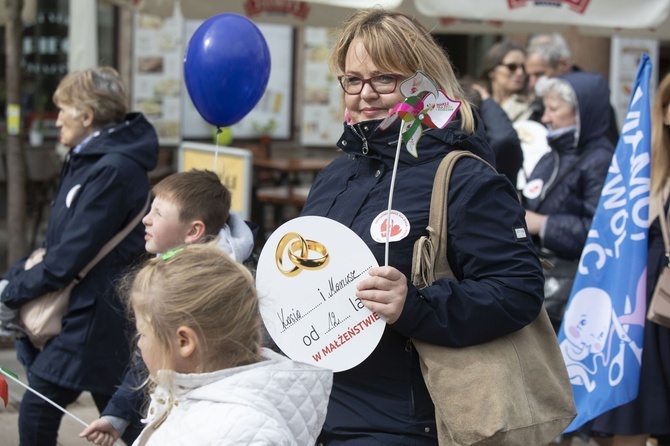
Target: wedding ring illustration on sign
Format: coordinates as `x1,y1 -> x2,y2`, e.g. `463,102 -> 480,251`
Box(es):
289,239 -> 330,269
276,232 -> 307,277
276,232 -> 330,277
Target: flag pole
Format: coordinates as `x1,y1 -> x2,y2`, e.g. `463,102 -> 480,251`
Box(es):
0,366 -> 122,446
0,366 -> 88,427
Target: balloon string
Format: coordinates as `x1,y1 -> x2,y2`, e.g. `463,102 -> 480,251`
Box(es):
385,129 -> 403,266
213,127 -> 222,172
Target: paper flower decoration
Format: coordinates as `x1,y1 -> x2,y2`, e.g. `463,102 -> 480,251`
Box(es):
379,71 -> 461,157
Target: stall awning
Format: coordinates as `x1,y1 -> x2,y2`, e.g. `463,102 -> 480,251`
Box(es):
107,0 -> 670,38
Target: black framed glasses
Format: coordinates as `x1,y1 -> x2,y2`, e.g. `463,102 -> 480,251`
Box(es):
499,63 -> 526,73
338,74 -> 400,95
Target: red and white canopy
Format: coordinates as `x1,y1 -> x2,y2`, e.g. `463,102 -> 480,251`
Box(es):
108,0 -> 670,37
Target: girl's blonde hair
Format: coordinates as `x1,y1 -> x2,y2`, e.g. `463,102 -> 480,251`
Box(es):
126,243 -> 262,373
651,72 -> 670,196
52,66 -> 128,128
329,8 -> 474,133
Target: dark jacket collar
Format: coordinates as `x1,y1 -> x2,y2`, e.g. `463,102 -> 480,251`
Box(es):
335,114 -> 495,166
73,112 -> 159,171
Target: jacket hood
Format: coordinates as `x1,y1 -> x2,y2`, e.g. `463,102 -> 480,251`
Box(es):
336,114 -> 495,166
76,112 -> 159,171
559,72 -> 614,153
215,213 -> 255,263
147,349 -> 332,445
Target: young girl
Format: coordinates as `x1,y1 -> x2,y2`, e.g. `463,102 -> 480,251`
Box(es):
121,244 -> 331,446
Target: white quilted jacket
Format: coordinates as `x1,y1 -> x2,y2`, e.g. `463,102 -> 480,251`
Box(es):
133,349 -> 333,445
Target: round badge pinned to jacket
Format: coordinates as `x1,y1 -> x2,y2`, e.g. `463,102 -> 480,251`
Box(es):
256,216 -> 384,372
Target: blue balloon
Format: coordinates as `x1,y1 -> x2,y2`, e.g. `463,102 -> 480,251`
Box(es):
184,14 -> 271,127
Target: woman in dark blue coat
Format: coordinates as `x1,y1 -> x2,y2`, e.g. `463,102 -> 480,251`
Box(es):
301,10 -> 545,445
523,72 -> 614,259
0,67 -> 158,445
522,72 -> 614,330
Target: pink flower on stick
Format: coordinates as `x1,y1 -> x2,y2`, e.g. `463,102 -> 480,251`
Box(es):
378,71 -> 462,266
380,71 -> 461,157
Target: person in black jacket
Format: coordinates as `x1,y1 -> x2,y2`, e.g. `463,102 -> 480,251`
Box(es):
525,33 -> 620,145
0,67 -> 158,445
462,77 -> 524,188
523,72 -> 614,330
524,33 -> 573,94
301,9 -> 545,445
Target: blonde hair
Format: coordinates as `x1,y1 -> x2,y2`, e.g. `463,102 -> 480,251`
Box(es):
52,66 -> 128,128
651,72 -> 670,197
126,243 -> 262,373
329,8 -> 474,133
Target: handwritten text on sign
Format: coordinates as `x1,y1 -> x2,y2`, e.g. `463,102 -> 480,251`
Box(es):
256,216 -> 385,372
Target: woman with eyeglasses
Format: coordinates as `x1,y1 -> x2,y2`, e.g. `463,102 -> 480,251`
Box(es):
477,41 -> 535,123
300,9 -> 545,445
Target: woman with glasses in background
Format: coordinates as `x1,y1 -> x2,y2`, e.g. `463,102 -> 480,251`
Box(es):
476,41 -> 535,123
300,8 -> 545,445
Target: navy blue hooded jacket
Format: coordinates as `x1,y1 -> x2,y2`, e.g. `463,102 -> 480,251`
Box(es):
523,72 -> 615,260
479,97 -> 524,187
302,115 -> 544,444
1,112 -> 158,394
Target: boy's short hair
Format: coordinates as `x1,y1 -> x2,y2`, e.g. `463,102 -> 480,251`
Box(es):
152,169 -> 231,236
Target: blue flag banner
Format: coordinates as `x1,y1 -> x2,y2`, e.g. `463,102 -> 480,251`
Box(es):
558,53 -> 652,432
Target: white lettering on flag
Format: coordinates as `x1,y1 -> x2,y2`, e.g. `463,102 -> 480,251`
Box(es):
558,54 -> 652,432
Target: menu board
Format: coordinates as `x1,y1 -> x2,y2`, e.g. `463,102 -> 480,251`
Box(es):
301,27 -> 344,147
182,21 -> 293,141
609,37 -> 659,129
132,13 -> 184,145
132,9 -> 293,145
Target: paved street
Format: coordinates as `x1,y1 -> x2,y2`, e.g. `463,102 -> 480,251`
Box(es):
0,335 -> 610,446
0,338 -> 117,446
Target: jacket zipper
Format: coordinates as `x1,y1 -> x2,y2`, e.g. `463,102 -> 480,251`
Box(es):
351,124 -> 369,155
539,150 -> 560,201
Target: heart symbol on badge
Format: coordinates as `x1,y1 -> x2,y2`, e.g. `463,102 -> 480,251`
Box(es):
381,219 -> 402,237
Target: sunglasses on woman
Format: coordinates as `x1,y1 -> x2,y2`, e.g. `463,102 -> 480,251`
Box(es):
499,63 -> 526,73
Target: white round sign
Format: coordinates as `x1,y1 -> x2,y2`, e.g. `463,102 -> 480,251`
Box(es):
256,216 -> 384,372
